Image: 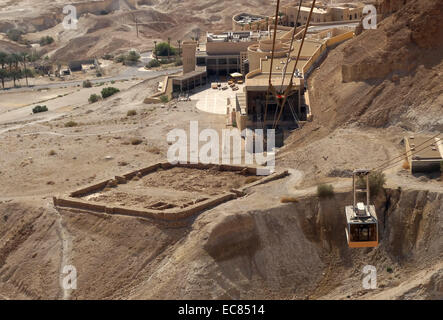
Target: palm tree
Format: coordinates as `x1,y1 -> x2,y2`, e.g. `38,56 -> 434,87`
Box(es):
20,52 -> 29,86
0,51 -> 8,89
0,68 -> 7,89
7,53 -> 20,87
265,17 -> 269,31
177,39 -> 182,57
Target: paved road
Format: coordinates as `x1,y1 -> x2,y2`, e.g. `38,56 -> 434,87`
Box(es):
1,51 -> 180,93
2,67 -> 181,92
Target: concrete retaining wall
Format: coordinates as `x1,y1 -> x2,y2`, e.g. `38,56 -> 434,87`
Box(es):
54,162 -> 289,222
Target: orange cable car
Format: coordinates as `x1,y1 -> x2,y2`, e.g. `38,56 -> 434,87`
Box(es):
345,169 -> 379,248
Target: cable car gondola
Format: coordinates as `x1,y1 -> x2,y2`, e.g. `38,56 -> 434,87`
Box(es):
345,169 -> 379,248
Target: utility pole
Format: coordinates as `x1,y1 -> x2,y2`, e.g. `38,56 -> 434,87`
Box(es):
131,13 -> 139,38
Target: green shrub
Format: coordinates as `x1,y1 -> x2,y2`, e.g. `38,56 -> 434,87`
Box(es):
357,171 -> 386,196
160,95 -> 169,103
317,184 -> 334,198
65,121 -> 78,127
146,59 -> 161,68
88,94 -> 100,103
101,87 -> 120,98
32,105 -> 48,113
124,50 -> 140,65
115,51 -> 140,65
115,55 -> 125,63
386,267 -> 393,273
6,29 -> 23,42
174,58 -> 183,66
102,54 -> 114,60
154,42 -> 176,57
127,110 -> 137,116
39,36 -> 54,46
83,80 -> 92,88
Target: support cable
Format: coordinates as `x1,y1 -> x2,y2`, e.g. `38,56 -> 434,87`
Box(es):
272,0 -> 316,129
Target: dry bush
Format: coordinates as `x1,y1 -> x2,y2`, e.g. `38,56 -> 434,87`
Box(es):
280,196 -> 298,203
232,180 -> 241,189
131,138 -> 143,145
65,121 -> 78,128
48,150 -> 56,156
147,146 -> 161,154
402,160 -> 410,170
317,184 -> 334,198
244,176 -> 260,184
127,110 -> 137,116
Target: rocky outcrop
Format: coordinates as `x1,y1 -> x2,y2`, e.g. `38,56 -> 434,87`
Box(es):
342,0 -> 443,82
376,0 -> 412,16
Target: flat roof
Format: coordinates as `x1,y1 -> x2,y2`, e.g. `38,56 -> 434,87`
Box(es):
406,135 -> 443,160
173,69 -> 207,81
245,75 -> 303,90
345,205 -> 377,224
261,58 -> 310,74
299,6 -> 328,14
260,40 -> 322,73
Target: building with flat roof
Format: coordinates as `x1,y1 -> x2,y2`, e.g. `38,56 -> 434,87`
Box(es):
196,31 -> 270,77
232,13 -> 267,31
166,20 -> 355,129
232,23 -> 356,130
282,1 -> 365,26
404,135 -> 443,173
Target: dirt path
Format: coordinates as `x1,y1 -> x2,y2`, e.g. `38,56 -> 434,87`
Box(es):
48,202 -> 74,300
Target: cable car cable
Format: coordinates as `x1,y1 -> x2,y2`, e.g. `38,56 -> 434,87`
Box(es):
262,0 -> 282,130
272,0 -> 317,129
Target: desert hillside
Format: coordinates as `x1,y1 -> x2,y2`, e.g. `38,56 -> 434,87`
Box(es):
0,0 -> 275,61
307,0 -> 442,132
0,0 -> 441,301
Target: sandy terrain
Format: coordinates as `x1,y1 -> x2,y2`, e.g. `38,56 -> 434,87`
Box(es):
0,0 -> 441,300
82,166 -> 261,209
